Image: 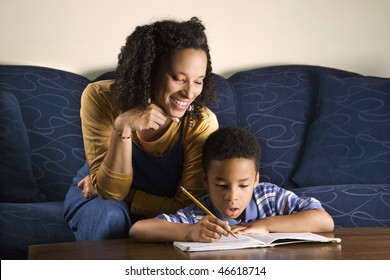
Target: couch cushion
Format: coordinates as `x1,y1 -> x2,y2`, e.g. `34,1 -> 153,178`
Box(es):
292,184 -> 390,227
0,93 -> 44,202
0,66 -> 89,201
228,66 -> 318,188
0,202 -> 75,259
210,74 -> 239,127
293,73 -> 390,186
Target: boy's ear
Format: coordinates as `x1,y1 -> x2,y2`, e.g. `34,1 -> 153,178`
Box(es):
255,171 -> 260,183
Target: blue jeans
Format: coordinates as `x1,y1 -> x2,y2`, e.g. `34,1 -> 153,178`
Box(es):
63,162 -> 132,240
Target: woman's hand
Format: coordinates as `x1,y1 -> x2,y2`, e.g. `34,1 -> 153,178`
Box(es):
188,216 -> 231,242
115,103 -> 179,133
77,175 -> 98,199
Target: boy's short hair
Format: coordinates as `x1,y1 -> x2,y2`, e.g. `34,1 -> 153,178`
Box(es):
202,127 -> 261,172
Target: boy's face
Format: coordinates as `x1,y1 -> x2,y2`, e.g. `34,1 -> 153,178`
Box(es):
203,158 -> 259,220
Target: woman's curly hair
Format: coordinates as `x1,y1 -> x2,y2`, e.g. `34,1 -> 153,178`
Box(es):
113,17 -> 217,120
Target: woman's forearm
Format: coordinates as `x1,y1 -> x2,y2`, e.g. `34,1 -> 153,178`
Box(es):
93,129 -> 134,200
103,129 -> 133,174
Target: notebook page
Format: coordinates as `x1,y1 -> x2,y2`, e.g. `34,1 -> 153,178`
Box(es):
248,232 -> 341,246
173,234 -> 260,252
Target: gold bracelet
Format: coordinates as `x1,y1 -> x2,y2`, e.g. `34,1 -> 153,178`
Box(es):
113,128 -> 131,139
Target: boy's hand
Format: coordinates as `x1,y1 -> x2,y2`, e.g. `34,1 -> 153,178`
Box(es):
231,220 -> 269,235
189,216 -> 231,243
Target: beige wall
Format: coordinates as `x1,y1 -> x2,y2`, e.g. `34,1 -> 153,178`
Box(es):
1,0 -> 389,79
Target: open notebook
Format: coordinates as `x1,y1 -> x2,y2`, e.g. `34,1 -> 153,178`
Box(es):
174,232 -> 341,252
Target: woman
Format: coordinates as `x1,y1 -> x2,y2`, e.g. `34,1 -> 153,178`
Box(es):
64,17 -> 218,240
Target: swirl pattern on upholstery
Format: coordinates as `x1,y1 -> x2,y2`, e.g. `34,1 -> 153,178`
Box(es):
293,73 -> 390,186
0,202 -> 75,259
0,66 -> 89,201
293,184 -> 390,227
0,93 -> 41,202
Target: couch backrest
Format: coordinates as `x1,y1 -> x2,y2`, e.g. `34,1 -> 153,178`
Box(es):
212,65 -> 362,189
0,64 -> 373,201
0,66 -> 89,201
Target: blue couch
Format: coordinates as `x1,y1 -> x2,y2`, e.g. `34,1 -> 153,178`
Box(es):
1,65 -> 389,259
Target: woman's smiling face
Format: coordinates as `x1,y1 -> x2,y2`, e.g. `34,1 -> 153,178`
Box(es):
151,48 -> 207,119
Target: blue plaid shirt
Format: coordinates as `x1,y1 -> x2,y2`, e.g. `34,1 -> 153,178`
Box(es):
156,182 -> 323,226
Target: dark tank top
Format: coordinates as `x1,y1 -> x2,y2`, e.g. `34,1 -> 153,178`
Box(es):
131,121 -> 184,197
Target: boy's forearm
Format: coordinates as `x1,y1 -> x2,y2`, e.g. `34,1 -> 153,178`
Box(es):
129,218 -> 192,242
262,209 -> 334,233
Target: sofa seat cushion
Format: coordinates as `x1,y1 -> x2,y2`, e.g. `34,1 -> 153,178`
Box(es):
292,184 -> 390,227
0,202 -> 75,259
293,73 -> 390,187
0,93 -> 43,202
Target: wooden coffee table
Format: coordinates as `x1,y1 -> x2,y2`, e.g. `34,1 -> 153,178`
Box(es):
28,227 -> 390,260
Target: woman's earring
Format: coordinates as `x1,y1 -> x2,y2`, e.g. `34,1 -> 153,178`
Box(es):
187,104 -> 193,112
147,98 -> 151,104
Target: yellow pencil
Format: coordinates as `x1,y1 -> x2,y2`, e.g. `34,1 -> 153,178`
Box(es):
179,186 -> 238,239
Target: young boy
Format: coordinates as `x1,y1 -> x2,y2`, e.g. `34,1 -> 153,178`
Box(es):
129,127 -> 334,243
